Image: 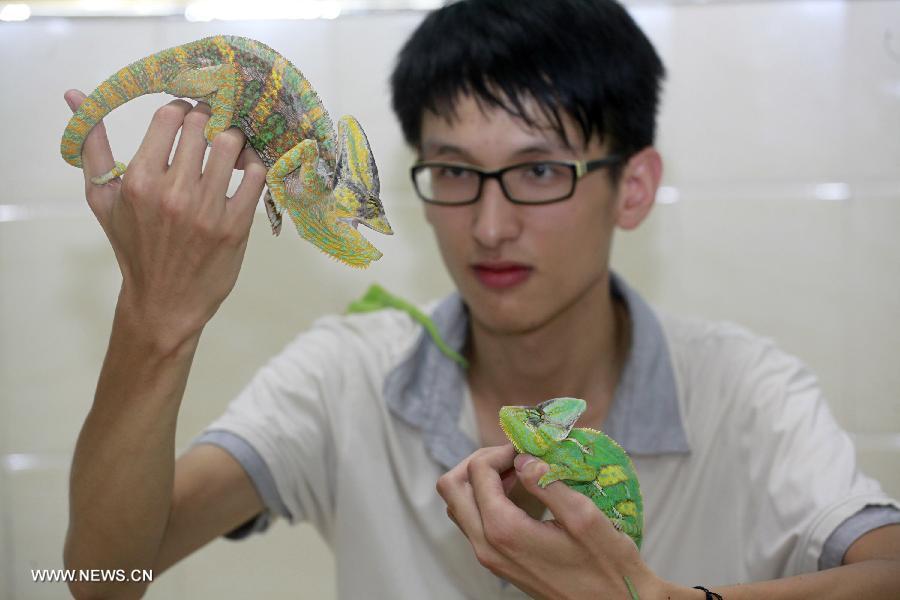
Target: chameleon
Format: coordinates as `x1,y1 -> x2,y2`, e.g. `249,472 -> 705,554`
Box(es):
499,397 -> 643,546
61,35 -> 392,268
499,397 -> 644,598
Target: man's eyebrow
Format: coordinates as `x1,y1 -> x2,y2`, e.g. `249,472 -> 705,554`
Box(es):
510,143 -> 568,158
420,141 -> 569,161
419,142 -> 474,159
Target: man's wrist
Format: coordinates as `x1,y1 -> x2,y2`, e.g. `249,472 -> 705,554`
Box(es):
621,576 -> 707,600
656,581 -> 710,600
113,288 -> 204,360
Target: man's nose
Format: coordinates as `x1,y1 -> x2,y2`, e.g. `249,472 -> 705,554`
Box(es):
471,177 -> 521,248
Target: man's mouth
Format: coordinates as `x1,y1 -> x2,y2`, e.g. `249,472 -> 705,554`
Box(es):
471,262 -> 533,289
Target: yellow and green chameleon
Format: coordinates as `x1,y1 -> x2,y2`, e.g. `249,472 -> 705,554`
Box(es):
61,35 -> 392,268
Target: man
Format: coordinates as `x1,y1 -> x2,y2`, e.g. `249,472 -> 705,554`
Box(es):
64,0 -> 900,598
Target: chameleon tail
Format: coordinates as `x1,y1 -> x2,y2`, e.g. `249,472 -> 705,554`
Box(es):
624,576 -> 640,600
346,284 -> 469,369
60,58 -> 171,171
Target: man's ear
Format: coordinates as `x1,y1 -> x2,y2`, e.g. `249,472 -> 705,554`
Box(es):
615,146 -> 663,231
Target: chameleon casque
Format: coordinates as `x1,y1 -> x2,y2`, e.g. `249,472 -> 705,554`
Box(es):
61,35 -> 392,268
499,397 -> 643,547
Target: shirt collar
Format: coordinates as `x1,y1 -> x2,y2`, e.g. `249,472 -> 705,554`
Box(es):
383,272 -> 689,471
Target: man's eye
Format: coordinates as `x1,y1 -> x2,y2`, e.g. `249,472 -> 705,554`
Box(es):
437,166 -> 471,179
524,163 -> 561,180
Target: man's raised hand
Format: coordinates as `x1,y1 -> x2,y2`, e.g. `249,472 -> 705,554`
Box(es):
64,90 -> 267,353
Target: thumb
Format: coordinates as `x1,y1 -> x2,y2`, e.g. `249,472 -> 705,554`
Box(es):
514,454 -> 605,530
514,453 -> 548,487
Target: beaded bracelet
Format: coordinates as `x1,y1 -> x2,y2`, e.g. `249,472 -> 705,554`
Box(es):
693,586 -> 724,600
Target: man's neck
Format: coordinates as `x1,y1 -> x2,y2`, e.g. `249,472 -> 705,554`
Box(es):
465,272 -> 630,431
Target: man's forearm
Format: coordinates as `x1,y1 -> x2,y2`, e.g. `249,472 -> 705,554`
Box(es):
711,559 -> 900,599
65,297 -> 201,598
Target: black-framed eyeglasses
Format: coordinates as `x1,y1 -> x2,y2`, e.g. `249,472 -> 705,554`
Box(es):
410,156 -> 623,206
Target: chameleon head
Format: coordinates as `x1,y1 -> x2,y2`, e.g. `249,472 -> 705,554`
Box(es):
498,397 -> 587,457
306,115 -> 393,268
333,114 -> 394,237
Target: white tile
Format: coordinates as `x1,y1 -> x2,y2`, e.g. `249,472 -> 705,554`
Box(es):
7,465 -> 73,599
845,197 -> 900,434
853,440 -> 900,501
0,217 -> 117,455
656,1 -> 900,185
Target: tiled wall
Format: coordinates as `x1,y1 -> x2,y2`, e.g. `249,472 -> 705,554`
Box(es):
2,2 -> 898,598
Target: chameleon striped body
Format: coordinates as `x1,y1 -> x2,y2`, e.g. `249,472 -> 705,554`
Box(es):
61,35 -> 392,268
499,397 -> 644,549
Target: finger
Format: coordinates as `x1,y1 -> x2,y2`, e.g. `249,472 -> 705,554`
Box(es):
469,445 -> 519,516
230,147 -> 267,224
233,142 -> 265,173
436,456 -> 487,544
64,89 -> 116,184
514,455 -> 615,536
446,506 -> 461,527
469,446 -> 540,550
169,102 -> 211,176
203,127 -> 247,201
131,99 -> 193,175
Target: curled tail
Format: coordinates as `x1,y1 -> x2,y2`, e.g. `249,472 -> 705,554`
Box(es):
60,60 -> 169,169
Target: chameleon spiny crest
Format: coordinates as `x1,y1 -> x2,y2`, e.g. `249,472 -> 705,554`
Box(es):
61,35 -> 392,268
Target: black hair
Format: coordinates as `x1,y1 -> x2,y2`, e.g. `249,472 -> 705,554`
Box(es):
390,0 -> 665,178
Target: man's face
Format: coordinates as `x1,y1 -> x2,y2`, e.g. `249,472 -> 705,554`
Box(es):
420,95 -> 621,336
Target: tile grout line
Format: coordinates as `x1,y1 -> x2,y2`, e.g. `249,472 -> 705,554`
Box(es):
848,433 -> 900,452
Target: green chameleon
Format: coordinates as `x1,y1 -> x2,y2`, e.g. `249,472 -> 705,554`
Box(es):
499,397 -> 644,599
61,35 -> 392,268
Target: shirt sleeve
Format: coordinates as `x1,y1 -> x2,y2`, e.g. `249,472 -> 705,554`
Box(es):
819,505 -> 900,569
730,338 -> 900,576
192,429 -> 288,539
189,316 -> 351,541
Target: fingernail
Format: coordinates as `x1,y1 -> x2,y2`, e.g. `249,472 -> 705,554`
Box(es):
514,454 -> 535,471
